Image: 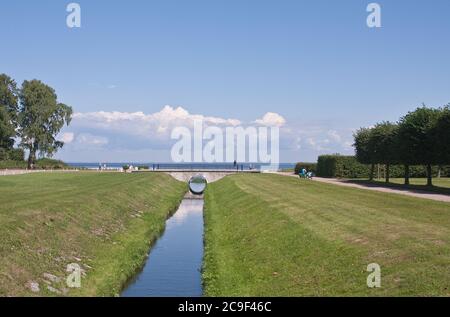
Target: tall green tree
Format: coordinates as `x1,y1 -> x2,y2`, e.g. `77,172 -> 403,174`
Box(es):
398,106 -> 441,186
0,74 -> 19,150
433,105 -> 450,166
353,127 -> 376,180
18,80 -> 72,168
370,122 -> 399,183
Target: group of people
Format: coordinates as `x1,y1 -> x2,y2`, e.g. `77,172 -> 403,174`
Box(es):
298,168 -> 314,180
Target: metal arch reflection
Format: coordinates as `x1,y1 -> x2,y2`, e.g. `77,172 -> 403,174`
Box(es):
188,175 -> 208,195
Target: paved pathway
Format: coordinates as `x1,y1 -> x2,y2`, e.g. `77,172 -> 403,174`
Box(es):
0,169 -> 82,176
274,172 -> 450,203
0,170 -> 44,176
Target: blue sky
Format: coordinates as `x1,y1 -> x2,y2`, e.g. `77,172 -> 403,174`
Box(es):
1,0 -> 449,162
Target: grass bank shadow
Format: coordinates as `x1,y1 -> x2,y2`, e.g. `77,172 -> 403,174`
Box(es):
345,179 -> 450,196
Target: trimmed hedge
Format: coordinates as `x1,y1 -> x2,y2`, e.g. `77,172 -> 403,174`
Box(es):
294,162 -> 317,175
317,155 -> 369,178
316,155 -> 450,178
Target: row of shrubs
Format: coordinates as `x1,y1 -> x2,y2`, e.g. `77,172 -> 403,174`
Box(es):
309,155 -> 450,179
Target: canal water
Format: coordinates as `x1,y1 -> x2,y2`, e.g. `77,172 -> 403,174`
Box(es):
121,198 -> 204,297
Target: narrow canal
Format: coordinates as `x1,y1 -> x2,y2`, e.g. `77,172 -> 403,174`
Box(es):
122,196 -> 205,297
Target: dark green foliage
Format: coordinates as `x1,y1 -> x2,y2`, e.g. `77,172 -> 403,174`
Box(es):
370,122 -> 399,165
398,106 -> 442,186
0,160 -> 27,169
353,123 -> 399,182
317,154 -> 450,179
398,106 -> 442,166
18,80 -> 73,168
0,148 -> 24,161
433,105 -> 450,165
1,74 -> 72,169
0,148 -> 8,161
353,128 -> 375,165
353,127 -> 377,180
370,122 -> 399,182
351,105 -> 450,185
0,74 -> 19,150
294,162 -> 317,174
375,164 -> 450,178
34,158 -> 68,170
8,148 -> 24,161
316,155 -> 370,178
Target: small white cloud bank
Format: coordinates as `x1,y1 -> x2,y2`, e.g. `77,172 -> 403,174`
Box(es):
58,132 -> 75,144
254,112 -> 286,127
56,106 -> 354,162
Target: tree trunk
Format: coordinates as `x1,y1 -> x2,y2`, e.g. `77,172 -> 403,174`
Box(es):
437,166 -> 441,179
385,163 -> 390,183
404,165 -> 410,185
369,164 -> 375,181
426,164 -> 433,187
27,144 -> 37,169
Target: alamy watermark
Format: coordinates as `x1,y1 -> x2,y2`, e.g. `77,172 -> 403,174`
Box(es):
367,3 -> 382,28
367,263 -> 381,288
66,263 -> 82,288
66,3 -> 382,29
66,3 -> 81,28
170,120 -> 280,170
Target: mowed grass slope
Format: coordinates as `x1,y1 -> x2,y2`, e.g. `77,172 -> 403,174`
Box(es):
0,172 -> 186,296
203,174 -> 450,296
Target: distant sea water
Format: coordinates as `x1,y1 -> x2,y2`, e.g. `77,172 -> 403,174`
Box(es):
67,162 -> 296,171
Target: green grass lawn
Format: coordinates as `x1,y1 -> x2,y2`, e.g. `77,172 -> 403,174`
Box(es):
0,172 -> 186,296
203,174 -> 450,296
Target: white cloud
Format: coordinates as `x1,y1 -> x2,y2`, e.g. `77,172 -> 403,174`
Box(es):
72,106 -> 243,141
76,133 -> 109,146
58,132 -> 75,144
57,106 -> 356,162
327,130 -> 342,143
254,112 -> 286,127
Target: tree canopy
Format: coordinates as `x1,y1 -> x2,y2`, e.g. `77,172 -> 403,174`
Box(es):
397,106 -> 441,166
0,74 -> 19,149
18,80 -> 72,168
433,105 -> 450,165
354,105 -> 449,186
0,74 -> 73,168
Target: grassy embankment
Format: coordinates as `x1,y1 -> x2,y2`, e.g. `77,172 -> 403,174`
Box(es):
0,172 -> 186,296
203,174 -> 450,296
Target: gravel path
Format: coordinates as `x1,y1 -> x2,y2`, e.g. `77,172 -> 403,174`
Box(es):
0,169 -> 82,176
274,172 -> 450,203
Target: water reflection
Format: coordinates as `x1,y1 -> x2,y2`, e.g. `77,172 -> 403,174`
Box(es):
122,199 -> 204,297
